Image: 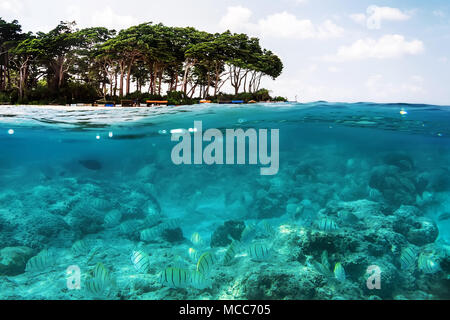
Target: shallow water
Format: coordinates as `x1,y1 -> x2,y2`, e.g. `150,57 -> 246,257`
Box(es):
0,102 -> 449,300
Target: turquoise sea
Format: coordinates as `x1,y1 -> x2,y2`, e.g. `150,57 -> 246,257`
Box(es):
0,102 -> 449,300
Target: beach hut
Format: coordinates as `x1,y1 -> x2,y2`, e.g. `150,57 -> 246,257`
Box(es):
95,99 -> 116,107
146,100 -> 168,107
121,100 -> 135,107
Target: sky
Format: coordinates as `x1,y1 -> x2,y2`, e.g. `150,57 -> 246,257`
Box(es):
1,0 -> 450,105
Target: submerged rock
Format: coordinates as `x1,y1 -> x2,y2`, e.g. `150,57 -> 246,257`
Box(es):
383,153 -> 414,171
161,228 -> 184,243
240,265 -> 324,300
392,206 -> 439,246
210,220 -> 246,247
79,160 -> 102,171
369,165 -> 419,206
0,247 -> 34,276
406,218 -> 439,246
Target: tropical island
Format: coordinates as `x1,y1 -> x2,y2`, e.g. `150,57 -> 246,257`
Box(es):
0,19 -> 285,106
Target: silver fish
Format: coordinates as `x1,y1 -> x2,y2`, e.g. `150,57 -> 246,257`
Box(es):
400,247 -> 418,270
247,243 -> 271,262
140,227 -> 162,242
25,249 -> 53,273
334,262 -> 346,282
159,268 -> 190,289
131,250 -> 151,274
317,218 -> 339,232
104,210 -> 122,227
190,270 -> 212,290
418,253 -> 440,274
71,240 -> 91,256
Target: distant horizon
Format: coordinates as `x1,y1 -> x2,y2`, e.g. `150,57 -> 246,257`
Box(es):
1,0 -> 450,105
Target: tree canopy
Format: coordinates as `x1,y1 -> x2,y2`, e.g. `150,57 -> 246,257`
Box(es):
0,18 -> 284,104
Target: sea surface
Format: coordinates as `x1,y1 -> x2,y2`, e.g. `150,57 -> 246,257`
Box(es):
0,102 -> 449,300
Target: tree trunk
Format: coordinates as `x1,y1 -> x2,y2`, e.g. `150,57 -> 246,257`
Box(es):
205,73 -> 211,98
0,64 -> 4,91
114,71 -> 118,97
174,72 -> 178,92
119,61 -> 125,97
18,58 -> 30,101
126,59 -> 134,96
182,60 -> 195,94
158,70 -> 163,96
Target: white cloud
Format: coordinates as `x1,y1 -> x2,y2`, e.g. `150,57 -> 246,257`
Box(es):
219,6 -> 253,31
324,34 -> 424,61
433,10 -> 445,18
0,0 -> 23,14
328,66 -> 341,73
220,7 -> 344,40
350,6 -> 411,30
66,5 -> 82,22
91,6 -> 136,30
366,74 -> 426,99
350,13 -> 366,25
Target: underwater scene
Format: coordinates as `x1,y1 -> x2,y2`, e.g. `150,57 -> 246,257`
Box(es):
0,102 -> 449,300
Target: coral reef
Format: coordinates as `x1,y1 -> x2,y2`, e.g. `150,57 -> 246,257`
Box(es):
210,221 -> 246,247
0,247 -> 34,276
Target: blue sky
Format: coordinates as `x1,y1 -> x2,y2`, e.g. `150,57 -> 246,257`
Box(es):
1,0 -> 449,104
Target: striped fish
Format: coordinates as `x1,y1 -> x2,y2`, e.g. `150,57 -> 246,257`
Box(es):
104,210 -> 122,227
188,247 -> 200,263
190,270 -> 212,290
310,260 -> 332,277
196,252 -> 217,275
86,246 -> 101,264
400,247 -> 418,270
223,242 -> 237,266
317,218 -> 339,232
91,198 -> 111,211
160,218 -> 182,231
72,240 -> 89,256
418,253 -> 440,274
190,232 -> 205,247
247,243 -> 271,262
159,268 -> 190,289
131,250 -> 151,274
334,262 -> 346,282
84,263 -> 115,297
71,240 -> 90,256
91,263 -> 112,283
25,249 -> 53,272
140,227 -> 162,242
145,214 -> 162,228
321,251 -> 331,271
120,220 -> 141,235
84,276 -> 107,297
261,221 -> 276,237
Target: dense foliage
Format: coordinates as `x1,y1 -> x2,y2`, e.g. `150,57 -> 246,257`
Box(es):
0,18 -> 285,105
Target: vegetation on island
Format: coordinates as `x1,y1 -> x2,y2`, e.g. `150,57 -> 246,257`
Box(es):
0,18 -> 285,105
